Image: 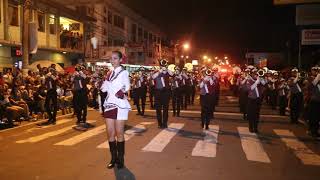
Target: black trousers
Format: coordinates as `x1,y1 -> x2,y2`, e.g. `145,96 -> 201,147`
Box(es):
191,86 -> 196,105
155,89 -> 170,127
45,89 -> 58,122
215,85 -> 220,105
290,92 -> 303,123
239,89 -> 248,115
308,100 -> 320,136
278,95 -> 287,116
134,88 -> 147,115
185,85 -> 191,107
149,86 -> 155,108
172,88 -> 182,116
73,89 -> 88,123
247,98 -> 261,132
270,90 -> 278,109
200,94 -> 212,127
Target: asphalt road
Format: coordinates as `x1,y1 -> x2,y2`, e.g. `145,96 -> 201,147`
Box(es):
0,90 -> 319,180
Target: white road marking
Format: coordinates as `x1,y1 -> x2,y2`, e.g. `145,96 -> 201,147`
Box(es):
26,119 -> 72,132
16,120 -> 96,143
274,129 -> 320,166
97,122 -> 154,149
191,125 -> 219,158
142,123 -> 184,152
238,127 -> 271,163
54,125 -> 105,146
16,125 -> 74,143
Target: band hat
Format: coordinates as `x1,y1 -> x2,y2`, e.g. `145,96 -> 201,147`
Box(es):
247,65 -> 255,69
280,78 -> 285,81
244,68 -> 250,72
311,66 -> 318,70
291,68 -> 298,72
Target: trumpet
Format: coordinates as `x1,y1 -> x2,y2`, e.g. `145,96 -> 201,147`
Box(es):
299,71 -> 308,79
159,59 -> 168,67
257,69 -> 265,77
205,69 -> 212,76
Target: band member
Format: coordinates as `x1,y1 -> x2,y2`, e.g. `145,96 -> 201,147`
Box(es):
148,71 -> 155,109
190,73 -> 197,105
42,67 -> 58,125
101,51 -> 131,169
152,59 -> 173,128
267,72 -> 278,110
213,67 -> 220,105
306,67 -> 320,137
238,69 -> 250,120
277,78 -> 289,116
199,68 -> 214,130
71,65 -> 89,125
133,69 -> 147,116
288,68 -> 304,124
171,67 -> 182,117
181,68 -> 189,110
246,69 -> 265,133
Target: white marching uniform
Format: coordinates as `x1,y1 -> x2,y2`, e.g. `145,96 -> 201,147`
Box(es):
101,66 -> 131,120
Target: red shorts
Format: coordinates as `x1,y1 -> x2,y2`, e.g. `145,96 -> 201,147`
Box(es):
103,108 -> 118,119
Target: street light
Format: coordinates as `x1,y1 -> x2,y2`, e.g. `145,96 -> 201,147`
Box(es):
215,56 -> 218,60
181,55 -> 184,58
186,56 -> 189,59
183,43 -> 190,50
208,58 -> 212,62
224,56 -> 228,60
203,55 -> 208,60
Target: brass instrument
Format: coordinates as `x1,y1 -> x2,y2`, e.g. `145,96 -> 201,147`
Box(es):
205,69 -> 212,76
299,71 -> 308,79
75,64 -> 86,72
257,69 -> 265,77
159,59 -> 168,67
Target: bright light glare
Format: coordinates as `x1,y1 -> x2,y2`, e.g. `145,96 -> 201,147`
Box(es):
203,55 -> 208,59
221,69 -> 227,72
183,43 -> 190,50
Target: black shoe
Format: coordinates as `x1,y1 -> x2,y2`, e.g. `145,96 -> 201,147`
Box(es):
173,113 -> 176,117
107,141 -> 117,169
163,124 -> 168,129
205,125 -> 209,130
117,141 -> 125,169
158,124 -> 163,129
249,128 -> 254,133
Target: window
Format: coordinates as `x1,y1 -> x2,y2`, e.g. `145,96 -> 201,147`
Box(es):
138,27 -> 143,41
104,6 -> 107,13
113,15 -> 124,29
114,39 -> 124,46
148,33 -> 153,43
108,38 -> 113,47
103,16 -> 107,23
38,11 -> 45,32
148,52 -> 153,58
103,41 -> 107,46
8,4 -> 19,26
103,28 -> 106,35
108,11 -> 112,24
49,15 -> 56,34
144,31 -> 148,39
131,24 -> 137,42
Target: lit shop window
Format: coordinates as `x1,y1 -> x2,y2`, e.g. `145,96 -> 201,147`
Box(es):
49,14 -> 56,34
8,4 -> 19,26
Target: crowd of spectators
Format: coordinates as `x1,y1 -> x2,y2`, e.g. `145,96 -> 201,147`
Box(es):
0,64 -> 101,129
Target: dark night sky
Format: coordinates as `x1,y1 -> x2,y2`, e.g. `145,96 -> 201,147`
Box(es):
120,0 -> 297,61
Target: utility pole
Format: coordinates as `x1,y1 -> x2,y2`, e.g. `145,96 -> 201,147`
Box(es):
22,0 -> 32,72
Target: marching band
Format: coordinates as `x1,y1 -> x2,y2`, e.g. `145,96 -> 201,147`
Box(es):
32,57 -> 319,169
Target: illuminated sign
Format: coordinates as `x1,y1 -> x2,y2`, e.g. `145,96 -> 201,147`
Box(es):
274,0 -> 320,5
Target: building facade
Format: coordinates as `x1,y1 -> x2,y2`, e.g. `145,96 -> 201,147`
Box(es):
70,0 -> 173,66
0,0 -> 94,71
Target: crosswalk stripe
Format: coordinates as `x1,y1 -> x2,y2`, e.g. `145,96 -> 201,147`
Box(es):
97,122 -> 154,149
26,119 -> 72,132
16,125 -> 75,143
192,125 -> 219,158
54,125 -> 105,146
274,129 -> 320,166
16,120 -> 96,143
238,127 -> 271,163
142,123 -> 184,152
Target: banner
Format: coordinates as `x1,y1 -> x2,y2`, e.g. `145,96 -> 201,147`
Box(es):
274,0 -> 320,5
29,22 -> 38,54
301,29 -> 320,45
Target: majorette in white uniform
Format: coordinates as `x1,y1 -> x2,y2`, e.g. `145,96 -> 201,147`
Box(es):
101,66 -> 131,120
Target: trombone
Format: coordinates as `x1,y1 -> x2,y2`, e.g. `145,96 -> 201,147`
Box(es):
257,69 -> 265,77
